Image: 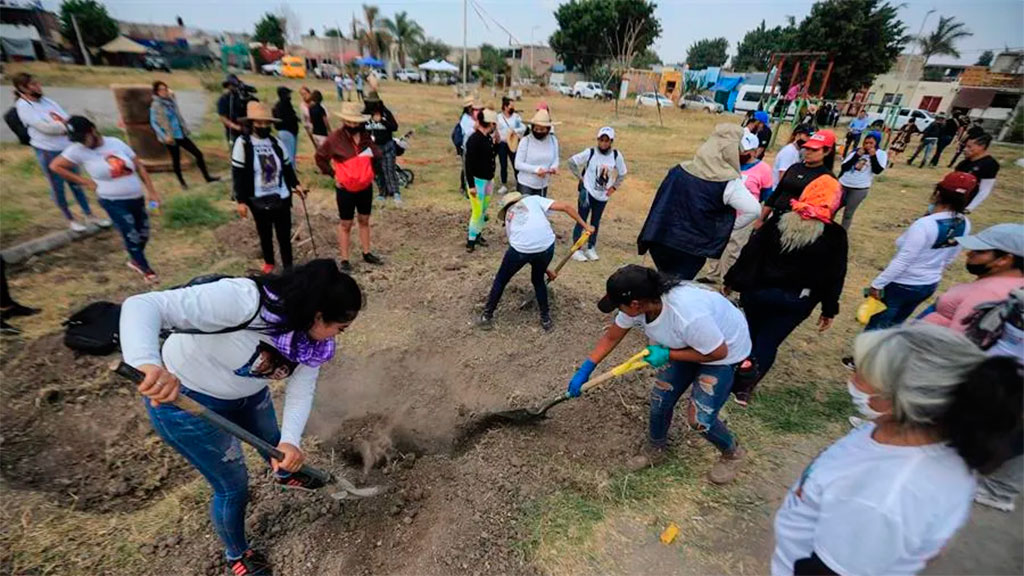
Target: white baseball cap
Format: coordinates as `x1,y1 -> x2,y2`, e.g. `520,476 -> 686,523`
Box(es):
740,130 -> 760,152
598,126 -> 615,140
956,223 -> 1024,257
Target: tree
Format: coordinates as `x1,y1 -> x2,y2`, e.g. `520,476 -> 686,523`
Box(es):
916,16 -> 972,65
308,28 -> 316,37
975,50 -> 994,67
324,28 -> 344,38
59,0 -> 118,50
686,37 -> 729,69
732,18 -> 799,72
381,11 -> 425,68
355,4 -> 390,59
791,0 -> 907,98
410,37 -> 448,65
276,4 -> 302,45
253,13 -> 285,48
633,47 -> 662,69
550,0 -> 661,73
479,43 -> 507,75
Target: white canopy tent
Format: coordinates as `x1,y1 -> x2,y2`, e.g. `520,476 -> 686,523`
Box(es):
418,59 -> 458,73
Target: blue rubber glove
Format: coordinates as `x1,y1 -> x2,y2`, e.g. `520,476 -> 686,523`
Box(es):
645,345 -> 671,368
567,359 -> 597,398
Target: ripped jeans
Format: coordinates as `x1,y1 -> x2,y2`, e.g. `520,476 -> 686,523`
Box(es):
650,361 -> 737,453
146,386 -> 279,560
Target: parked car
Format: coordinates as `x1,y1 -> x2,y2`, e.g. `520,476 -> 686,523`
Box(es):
680,94 -> 724,113
572,81 -> 609,100
549,81 -> 572,96
636,92 -> 674,107
733,84 -> 778,114
867,107 -> 936,132
395,68 -> 421,82
261,61 -> 282,76
143,55 -> 171,72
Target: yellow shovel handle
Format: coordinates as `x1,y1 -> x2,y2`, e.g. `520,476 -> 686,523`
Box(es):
579,349 -> 650,395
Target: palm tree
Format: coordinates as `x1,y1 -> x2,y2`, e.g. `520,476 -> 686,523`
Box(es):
381,11 -> 425,68
916,16 -> 973,65
355,4 -> 391,59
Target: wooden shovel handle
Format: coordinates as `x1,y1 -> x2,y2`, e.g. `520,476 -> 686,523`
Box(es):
579,350 -> 650,395
549,231 -> 591,278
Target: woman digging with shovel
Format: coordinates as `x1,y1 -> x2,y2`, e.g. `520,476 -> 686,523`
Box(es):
119,259 -> 362,576
569,265 -> 752,484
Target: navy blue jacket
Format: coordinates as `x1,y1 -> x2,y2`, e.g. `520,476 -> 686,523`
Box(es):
638,165 -> 736,259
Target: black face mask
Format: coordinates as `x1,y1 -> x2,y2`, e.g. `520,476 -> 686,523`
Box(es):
966,262 -> 992,276
344,124 -> 362,134
533,131 -> 549,141
253,127 -> 272,138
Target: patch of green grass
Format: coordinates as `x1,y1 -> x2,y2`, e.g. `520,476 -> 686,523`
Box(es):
0,203 -> 32,237
161,191 -> 229,230
13,156 -> 40,178
604,454 -> 699,505
516,490 -> 605,559
747,385 -> 850,433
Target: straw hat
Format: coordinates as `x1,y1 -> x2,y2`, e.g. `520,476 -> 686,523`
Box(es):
498,191 -> 524,220
527,109 -> 561,127
336,101 -> 370,123
480,108 -> 498,124
462,94 -> 476,108
240,101 -> 278,122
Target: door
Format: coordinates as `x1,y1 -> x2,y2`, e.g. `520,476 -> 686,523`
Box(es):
919,96 -> 942,113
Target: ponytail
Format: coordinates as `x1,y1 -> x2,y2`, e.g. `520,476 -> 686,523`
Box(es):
823,146 -> 837,173
940,356 -> 1023,473
647,267 -> 683,297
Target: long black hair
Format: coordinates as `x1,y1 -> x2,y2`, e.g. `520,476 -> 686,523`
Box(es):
940,356 -> 1023,474
255,259 -> 362,334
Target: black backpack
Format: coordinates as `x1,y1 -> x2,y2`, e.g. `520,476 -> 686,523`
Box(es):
451,120 -> 464,155
62,275 -> 262,355
4,106 -> 30,146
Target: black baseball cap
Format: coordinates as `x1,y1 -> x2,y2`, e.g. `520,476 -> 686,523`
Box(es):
66,115 -> 96,143
597,265 -> 661,313
792,123 -> 814,136
222,74 -> 240,87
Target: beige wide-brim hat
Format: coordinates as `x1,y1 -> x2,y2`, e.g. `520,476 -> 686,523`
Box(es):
240,101 -> 278,122
527,109 -> 561,127
336,101 -> 370,123
497,191 -> 524,220
480,108 -> 498,124
462,94 -> 478,108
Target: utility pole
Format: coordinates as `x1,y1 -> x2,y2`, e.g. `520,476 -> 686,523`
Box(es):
462,0 -> 468,88
71,14 -> 91,66
894,8 -> 935,109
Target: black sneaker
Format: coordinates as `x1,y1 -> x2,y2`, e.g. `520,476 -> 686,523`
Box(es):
476,235 -> 489,247
362,252 -> 384,265
1,319 -> 21,335
476,313 -> 493,330
205,175 -> 222,183
339,260 -> 353,272
274,469 -> 328,492
841,356 -> 856,371
227,549 -> 272,576
465,240 -> 476,253
1,302 -> 40,320
540,316 -> 554,332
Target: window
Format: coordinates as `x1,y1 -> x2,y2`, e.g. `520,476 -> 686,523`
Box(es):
919,96 -> 942,113
743,91 -> 763,102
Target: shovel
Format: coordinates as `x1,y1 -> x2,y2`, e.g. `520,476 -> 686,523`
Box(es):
114,362 -> 381,500
519,230 -> 591,309
485,349 -> 650,424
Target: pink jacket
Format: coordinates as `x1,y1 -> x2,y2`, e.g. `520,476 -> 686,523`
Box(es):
922,275 -> 1024,333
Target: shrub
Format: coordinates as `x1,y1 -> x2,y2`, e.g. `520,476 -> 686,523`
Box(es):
162,192 -> 229,230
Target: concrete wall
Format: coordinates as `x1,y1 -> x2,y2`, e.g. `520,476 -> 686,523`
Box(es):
864,74 -> 959,113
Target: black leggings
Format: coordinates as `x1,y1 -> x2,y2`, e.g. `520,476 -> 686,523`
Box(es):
1,257 -> 10,308
251,204 -> 293,268
166,137 -> 212,185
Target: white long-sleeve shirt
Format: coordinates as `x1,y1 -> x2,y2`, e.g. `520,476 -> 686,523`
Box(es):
496,112 -> 525,143
723,177 -> 761,229
515,133 -> 559,190
16,97 -> 71,151
871,211 -> 971,289
966,179 -> 996,212
120,278 -> 319,447
459,112 -> 475,150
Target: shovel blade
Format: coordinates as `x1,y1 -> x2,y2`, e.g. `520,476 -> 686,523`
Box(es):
484,407 -> 547,424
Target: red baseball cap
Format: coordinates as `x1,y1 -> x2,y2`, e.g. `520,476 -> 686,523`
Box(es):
802,129 -> 836,150
937,171 -> 978,194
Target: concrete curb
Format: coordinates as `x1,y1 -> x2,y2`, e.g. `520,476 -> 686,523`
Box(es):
1,225 -> 109,264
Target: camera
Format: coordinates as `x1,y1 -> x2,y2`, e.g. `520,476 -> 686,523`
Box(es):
234,82 -> 259,102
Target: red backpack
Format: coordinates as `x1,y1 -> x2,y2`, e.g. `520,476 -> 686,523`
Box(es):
332,152 -> 375,192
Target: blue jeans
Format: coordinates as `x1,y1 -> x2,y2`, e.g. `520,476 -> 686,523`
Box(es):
908,137 -> 937,167
738,287 -> 818,389
651,361 -> 737,453
573,193 -> 606,249
146,386 -> 280,560
99,197 -> 151,271
866,282 -> 938,331
484,244 -> 555,318
34,147 -> 92,220
278,130 -> 298,163
647,243 -> 706,280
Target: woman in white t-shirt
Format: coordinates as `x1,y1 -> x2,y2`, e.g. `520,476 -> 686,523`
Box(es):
120,259 -> 363,576
50,116 -> 162,282
478,192 -> 591,331
836,130 -> 887,231
773,324 -> 1022,576
569,265 -> 752,484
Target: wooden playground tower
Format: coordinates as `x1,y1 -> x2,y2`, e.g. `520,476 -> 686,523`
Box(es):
758,51 -> 834,130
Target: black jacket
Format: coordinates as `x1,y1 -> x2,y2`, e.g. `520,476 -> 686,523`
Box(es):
365,106 -> 398,146
725,216 -> 848,317
272,99 -> 300,136
465,130 -> 496,181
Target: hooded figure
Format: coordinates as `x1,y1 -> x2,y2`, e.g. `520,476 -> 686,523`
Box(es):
637,124 -> 760,279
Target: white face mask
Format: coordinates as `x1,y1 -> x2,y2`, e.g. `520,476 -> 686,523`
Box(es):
848,380 -> 886,420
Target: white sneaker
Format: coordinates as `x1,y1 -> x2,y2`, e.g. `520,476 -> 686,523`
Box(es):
90,216 -> 112,228
975,490 -> 1016,512
393,194 -> 403,206
69,220 -> 87,233
848,416 -> 868,429
585,247 -> 599,261
571,250 -> 588,262
498,185 -> 508,195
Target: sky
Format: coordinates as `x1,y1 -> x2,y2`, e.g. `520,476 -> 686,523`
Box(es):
41,0 -> 1024,67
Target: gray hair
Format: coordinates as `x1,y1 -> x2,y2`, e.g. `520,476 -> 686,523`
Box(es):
854,324 -> 987,426
777,211 -> 824,252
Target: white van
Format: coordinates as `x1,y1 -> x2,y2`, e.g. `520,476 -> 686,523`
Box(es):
733,84 -> 777,114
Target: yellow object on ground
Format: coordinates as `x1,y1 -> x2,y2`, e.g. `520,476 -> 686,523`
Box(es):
282,56 -> 305,79
856,296 -> 888,325
660,522 -> 680,544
